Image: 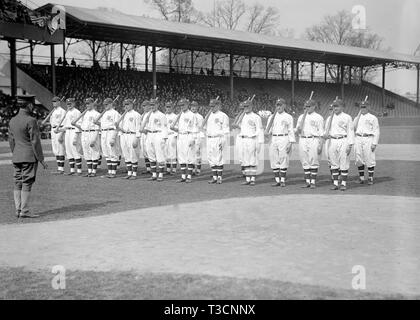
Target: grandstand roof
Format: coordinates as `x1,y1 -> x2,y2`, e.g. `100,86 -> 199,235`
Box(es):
37,3 -> 420,67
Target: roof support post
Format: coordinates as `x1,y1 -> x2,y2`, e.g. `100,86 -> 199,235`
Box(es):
348,66 -> 352,84
169,48 -> 172,71
211,52 -> 215,74
230,53 -> 234,101
265,57 -> 269,79
145,45 -> 148,72
30,40 -> 34,66
291,60 -> 295,107
281,60 -> 284,80
360,66 -> 364,82
296,60 -> 299,81
382,63 -> 386,108
417,64 -> 419,108
152,46 -> 156,98
92,40 -> 95,65
9,38 -> 17,98
51,44 -> 56,96
61,39 -> 65,67
324,63 -> 327,83
248,56 -> 252,79
340,64 -> 344,100
191,50 -> 194,75
311,62 -> 314,82
336,64 -> 340,83
120,43 -> 123,69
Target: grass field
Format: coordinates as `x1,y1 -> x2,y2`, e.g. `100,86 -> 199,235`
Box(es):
0,124 -> 419,300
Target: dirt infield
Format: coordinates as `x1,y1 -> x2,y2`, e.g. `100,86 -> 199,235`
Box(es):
0,194 -> 419,296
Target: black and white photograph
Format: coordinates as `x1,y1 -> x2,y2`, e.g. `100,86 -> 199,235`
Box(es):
0,0 -> 419,303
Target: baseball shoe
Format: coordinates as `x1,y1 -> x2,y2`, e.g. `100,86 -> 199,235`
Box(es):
208,179 -> 217,184
331,185 -> 339,190
310,184 -> 316,189
84,173 -> 91,177
108,174 -> 117,179
359,179 -> 365,184
185,179 -> 192,183
19,212 -> 39,218
52,171 -> 64,175
15,210 -> 21,218
177,179 -> 186,183
271,183 -> 280,187
157,177 -> 163,182
129,176 -> 137,180
195,171 -> 201,176
368,180 -> 374,185
124,175 -> 132,179
301,183 -> 311,188
241,181 -> 250,186
217,180 -> 222,184
90,173 -> 96,177
65,172 -> 75,176
75,172 -> 83,176
280,182 -> 286,187
249,181 -> 256,186
148,177 -> 157,181
340,185 -> 347,191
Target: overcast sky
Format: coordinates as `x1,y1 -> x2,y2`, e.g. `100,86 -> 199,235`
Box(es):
7,0 -> 420,93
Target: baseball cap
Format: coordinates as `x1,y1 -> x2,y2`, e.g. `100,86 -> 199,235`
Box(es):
66,98 -> 75,103
103,98 -> 113,105
85,97 -> 94,104
51,96 -> 61,102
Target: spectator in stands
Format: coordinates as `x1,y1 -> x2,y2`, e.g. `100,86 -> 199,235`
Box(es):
57,57 -> 62,65
71,58 -> 76,67
114,61 -> 119,69
63,58 -> 68,67
221,69 -> 225,76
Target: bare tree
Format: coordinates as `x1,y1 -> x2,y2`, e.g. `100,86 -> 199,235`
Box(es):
246,3 -> 280,35
145,0 -> 199,23
305,10 -> 383,82
201,0 -> 246,30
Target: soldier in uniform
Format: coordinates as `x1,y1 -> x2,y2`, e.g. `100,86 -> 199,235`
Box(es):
235,99 -> 264,186
165,102 -> 178,175
57,98 -> 82,175
204,98 -> 230,184
72,98 -> 101,177
265,98 -> 295,187
295,100 -> 324,189
8,95 -> 47,218
190,101 -> 204,175
117,99 -> 142,179
354,100 -> 380,185
170,98 -> 197,183
141,98 -> 168,181
323,99 -> 354,191
95,98 -> 121,178
43,96 -> 66,174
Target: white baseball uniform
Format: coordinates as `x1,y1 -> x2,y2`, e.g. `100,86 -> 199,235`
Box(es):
191,112 -> 204,166
50,106 -> 66,156
62,108 -> 82,160
100,109 -> 121,161
296,112 -> 324,170
145,110 -> 168,163
238,112 -> 264,168
354,113 -> 380,168
165,112 -> 178,163
119,109 -> 141,163
177,110 -> 197,165
206,110 -> 230,167
267,111 -> 295,169
325,112 -> 354,171
79,109 -> 101,161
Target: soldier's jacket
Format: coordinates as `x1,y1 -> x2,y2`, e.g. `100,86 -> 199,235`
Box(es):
8,109 -> 44,163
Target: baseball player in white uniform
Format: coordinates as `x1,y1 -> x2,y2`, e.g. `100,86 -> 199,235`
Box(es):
44,96 -> 66,174
141,98 -> 168,181
117,99 -> 142,180
354,100 -> 380,185
295,99 -> 324,188
324,101 -> 335,184
265,98 -> 295,187
233,102 -> 245,177
57,98 -> 82,176
72,98 -> 101,177
323,99 -> 354,191
235,99 -> 264,186
204,98 -> 230,184
165,102 -> 178,175
96,98 -> 121,178
170,98 -> 197,183
140,100 -> 152,175
190,101 -> 204,175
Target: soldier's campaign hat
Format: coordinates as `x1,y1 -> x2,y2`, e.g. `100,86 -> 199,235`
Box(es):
304,99 -> 317,107
66,97 -> 75,103
103,98 -> 113,105
123,98 -> 134,105
276,98 -> 286,106
51,96 -> 61,102
85,97 -> 94,104
17,95 -> 35,105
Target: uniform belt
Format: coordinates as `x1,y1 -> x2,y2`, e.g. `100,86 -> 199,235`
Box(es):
300,135 -> 317,138
65,127 -> 76,130
168,132 -> 175,135
52,125 -> 63,129
207,135 -> 221,138
148,130 -> 160,133
179,132 -> 192,135
357,133 -> 373,137
123,131 -> 137,134
330,135 -> 347,139
101,128 -> 115,131
272,134 -> 288,137
240,135 -> 256,139
82,129 -> 98,132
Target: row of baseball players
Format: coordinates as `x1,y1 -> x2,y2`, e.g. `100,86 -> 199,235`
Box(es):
44,95 -> 379,189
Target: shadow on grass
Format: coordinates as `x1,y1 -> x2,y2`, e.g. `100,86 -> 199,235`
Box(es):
37,201 -> 120,217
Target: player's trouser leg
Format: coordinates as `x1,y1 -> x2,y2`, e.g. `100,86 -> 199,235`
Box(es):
241,137 -> 258,183
271,136 -> 290,185
235,134 -> 245,175
141,134 -> 151,173
355,136 -> 376,183
51,130 -> 65,172
194,135 -> 202,174
308,138 -> 320,186
153,133 -> 166,180
207,136 -> 224,182
65,129 -> 81,174
101,132 -> 111,175
299,138 -> 311,185
166,134 -> 177,173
